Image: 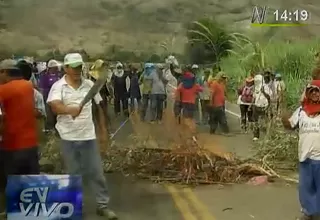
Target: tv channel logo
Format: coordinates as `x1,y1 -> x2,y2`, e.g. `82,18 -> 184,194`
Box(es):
6,174 -> 82,220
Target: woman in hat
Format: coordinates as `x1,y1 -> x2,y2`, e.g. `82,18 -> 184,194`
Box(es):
39,59 -> 61,132
237,76 -> 254,132
252,73 -> 272,141
111,62 -> 130,117
282,79 -> 320,220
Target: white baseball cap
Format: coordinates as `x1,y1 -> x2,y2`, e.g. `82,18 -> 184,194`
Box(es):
47,59 -> 61,68
64,53 -> 83,68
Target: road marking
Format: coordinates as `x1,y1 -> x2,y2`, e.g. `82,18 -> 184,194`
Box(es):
165,185 -> 198,220
225,108 -> 240,118
183,188 -> 216,220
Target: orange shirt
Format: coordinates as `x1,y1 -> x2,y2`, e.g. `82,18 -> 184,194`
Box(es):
0,80 -> 38,150
210,80 -> 225,107
176,83 -> 202,104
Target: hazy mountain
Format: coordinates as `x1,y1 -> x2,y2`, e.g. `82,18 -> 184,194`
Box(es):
0,0 -> 318,56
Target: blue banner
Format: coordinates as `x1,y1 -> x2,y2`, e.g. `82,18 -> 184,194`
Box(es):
6,175 -> 83,220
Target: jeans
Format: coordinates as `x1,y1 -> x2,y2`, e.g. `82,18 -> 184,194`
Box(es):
252,106 -> 267,138
114,96 -> 128,115
0,147 -> 39,211
60,140 -> 109,209
0,147 -> 40,190
174,102 -> 196,119
129,97 -> 141,112
140,94 -> 150,121
208,106 -> 229,133
150,94 -> 166,121
239,104 -> 253,129
200,100 -> 210,124
299,159 -> 320,216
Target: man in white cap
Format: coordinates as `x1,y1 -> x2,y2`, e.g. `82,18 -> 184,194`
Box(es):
47,53 -> 117,219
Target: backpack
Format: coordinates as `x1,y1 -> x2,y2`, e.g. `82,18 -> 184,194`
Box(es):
241,86 -> 254,103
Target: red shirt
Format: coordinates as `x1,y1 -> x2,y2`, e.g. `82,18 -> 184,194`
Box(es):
0,80 -> 38,150
210,80 -> 225,107
176,83 -> 202,104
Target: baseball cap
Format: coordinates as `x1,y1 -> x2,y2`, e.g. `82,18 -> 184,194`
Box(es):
0,59 -> 19,70
47,59 -> 61,68
275,73 -> 281,78
145,63 -> 154,68
191,64 -> 199,69
64,53 -> 83,68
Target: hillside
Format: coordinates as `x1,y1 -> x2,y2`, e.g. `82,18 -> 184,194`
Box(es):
0,0 -> 319,56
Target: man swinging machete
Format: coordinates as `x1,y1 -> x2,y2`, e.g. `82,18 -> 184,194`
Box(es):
46,53 -> 117,219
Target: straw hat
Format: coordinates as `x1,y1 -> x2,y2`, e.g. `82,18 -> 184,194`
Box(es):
245,76 -> 254,82
89,59 -> 105,79
214,71 -> 228,80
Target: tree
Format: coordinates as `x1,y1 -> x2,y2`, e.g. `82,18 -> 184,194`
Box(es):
185,18 -> 244,66
149,54 -> 161,63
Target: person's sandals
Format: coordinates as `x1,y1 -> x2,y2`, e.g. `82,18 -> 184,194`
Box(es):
96,208 -> 118,219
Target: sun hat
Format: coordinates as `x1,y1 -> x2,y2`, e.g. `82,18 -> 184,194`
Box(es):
47,59 -> 61,68
64,53 -> 84,68
246,76 -> 254,82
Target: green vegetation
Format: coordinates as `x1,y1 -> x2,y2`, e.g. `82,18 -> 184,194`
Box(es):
221,39 -> 320,109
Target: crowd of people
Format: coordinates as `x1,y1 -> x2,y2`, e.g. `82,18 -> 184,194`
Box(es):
0,51 -> 319,220
237,70 -> 286,140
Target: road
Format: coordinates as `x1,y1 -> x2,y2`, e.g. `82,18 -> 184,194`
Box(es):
83,102 -> 301,220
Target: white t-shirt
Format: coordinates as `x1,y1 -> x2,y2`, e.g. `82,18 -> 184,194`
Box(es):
47,76 -> 102,141
289,107 -> 320,162
253,84 -> 272,108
